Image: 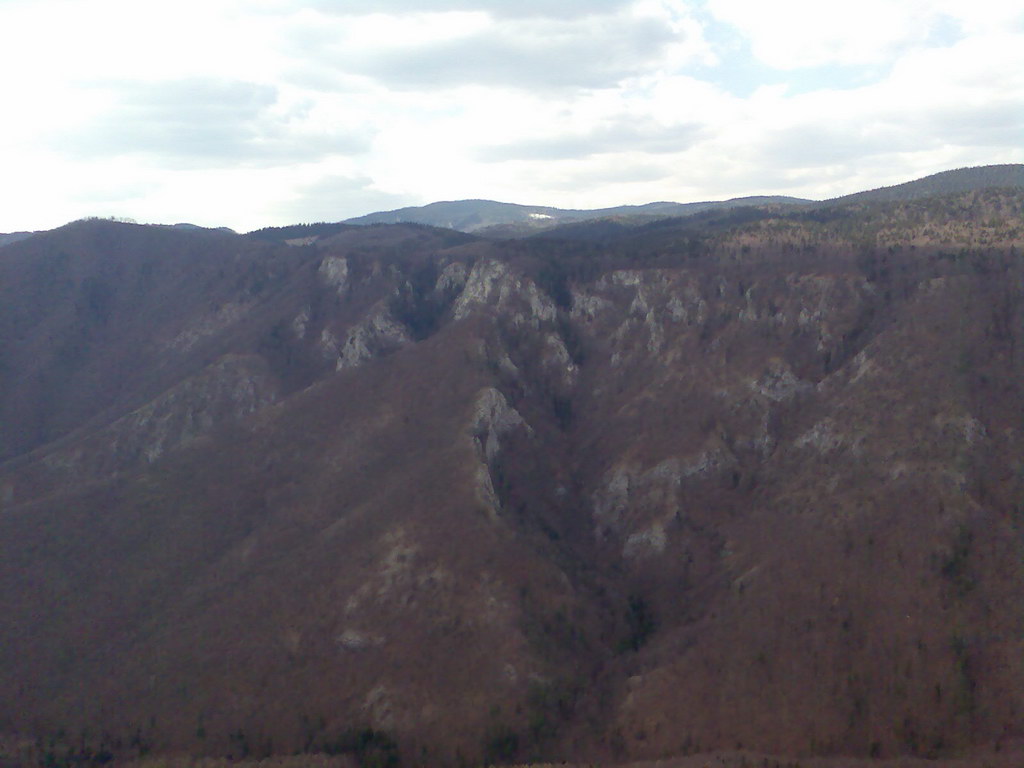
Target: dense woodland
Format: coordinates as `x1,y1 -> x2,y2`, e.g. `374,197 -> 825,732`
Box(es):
1,168 -> 1023,768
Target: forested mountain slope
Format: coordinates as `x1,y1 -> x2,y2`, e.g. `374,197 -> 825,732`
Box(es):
1,184 -> 1022,767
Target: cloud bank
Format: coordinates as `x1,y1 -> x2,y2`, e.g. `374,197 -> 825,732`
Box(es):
0,0 -> 1020,231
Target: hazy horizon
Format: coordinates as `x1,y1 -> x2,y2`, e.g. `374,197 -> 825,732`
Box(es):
1,0 -> 1021,232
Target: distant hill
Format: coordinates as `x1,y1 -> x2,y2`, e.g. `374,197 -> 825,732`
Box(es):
340,165 -> 1024,236
826,164 -> 1024,205
0,231 -> 36,248
5,165 -> 1019,245
246,221 -> 356,244
2,224 -> 236,250
342,195 -> 810,233
168,223 -> 236,234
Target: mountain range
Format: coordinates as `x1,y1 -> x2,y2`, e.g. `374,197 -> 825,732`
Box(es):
338,195 -> 811,234
337,164 -> 1024,235
5,165 -> 1022,247
1,166 -> 1023,768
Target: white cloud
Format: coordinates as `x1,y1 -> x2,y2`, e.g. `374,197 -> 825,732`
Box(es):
296,0 -> 634,19
282,5 -> 705,92
56,79 -> 372,169
704,0 -> 1024,72
704,0 -> 948,69
278,174 -> 416,223
478,118 -> 706,161
0,0 -> 1020,232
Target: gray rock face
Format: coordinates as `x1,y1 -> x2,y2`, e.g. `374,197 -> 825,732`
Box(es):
18,354 -> 277,500
469,387 -> 531,517
336,305 -> 411,371
318,255 -> 350,293
470,387 -> 529,462
453,259 -> 557,326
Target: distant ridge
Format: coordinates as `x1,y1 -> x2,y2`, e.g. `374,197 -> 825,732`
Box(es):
341,164 -> 1024,234
0,231 -> 35,248
168,223 -> 236,234
245,221 -> 355,243
2,223 -> 236,249
342,195 -> 810,233
825,163 -> 1024,205
5,164 -> 1021,242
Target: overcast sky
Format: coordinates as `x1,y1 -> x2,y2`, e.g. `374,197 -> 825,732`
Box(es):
1,0 -> 1021,232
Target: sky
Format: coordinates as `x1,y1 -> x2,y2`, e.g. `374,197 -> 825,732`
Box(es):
1,0 -> 1022,233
